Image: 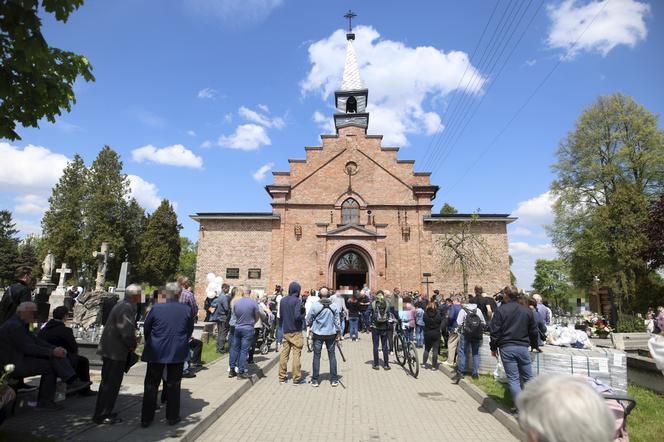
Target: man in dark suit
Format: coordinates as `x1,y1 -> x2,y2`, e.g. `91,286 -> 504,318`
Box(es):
92,285 -> 140,425
0,302 -> 90,410
0,266 -> 32,325
140,282 -> 193,427
38,306 -> 95,396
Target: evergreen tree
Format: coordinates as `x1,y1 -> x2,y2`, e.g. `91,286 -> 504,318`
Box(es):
177,237 -> 197,286
17,236 -> 39,272
82,146 -> 130,284
0,210 -> 19,284
439,203 -> 458,215
42,154 -> 87,277
122,198 -> 146,282
138,200 -> 181,285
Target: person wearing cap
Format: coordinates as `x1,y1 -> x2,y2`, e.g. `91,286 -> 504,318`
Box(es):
306,287 -> 341,387
38,306 -> 95,396
0,301 -> 90,410
278,281 -> 305,384
93,284 -> 141,425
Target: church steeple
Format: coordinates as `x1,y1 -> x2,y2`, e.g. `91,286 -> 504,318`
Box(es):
334,10 -> 369,133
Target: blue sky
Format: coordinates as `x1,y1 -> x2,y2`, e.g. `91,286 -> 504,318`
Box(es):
1,0 -> 662,288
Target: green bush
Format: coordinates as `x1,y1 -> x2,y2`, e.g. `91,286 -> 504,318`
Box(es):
617,313 -> 646,333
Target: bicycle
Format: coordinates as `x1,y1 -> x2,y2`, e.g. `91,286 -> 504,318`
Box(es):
393,319 -> 419,378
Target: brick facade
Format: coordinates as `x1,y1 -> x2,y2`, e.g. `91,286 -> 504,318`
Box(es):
192,126 -> 515,308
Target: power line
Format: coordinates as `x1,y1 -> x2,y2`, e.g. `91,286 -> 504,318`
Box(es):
445,0 -> 611,194
430,0 -> 543,176
420,0 -> 501,169
424,0 -> 534,173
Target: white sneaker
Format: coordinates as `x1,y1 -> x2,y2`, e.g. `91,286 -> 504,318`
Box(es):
331,381 -> 339,387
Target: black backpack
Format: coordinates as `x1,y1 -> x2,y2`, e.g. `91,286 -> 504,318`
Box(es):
372,301 -> 389,325
462,307 -> 484,341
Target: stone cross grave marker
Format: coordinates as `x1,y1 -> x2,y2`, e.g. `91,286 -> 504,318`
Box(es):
93,242 -> 115,291
55,262 -> 71,290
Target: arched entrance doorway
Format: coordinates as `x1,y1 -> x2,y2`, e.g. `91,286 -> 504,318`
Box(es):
333,250 -> 368,290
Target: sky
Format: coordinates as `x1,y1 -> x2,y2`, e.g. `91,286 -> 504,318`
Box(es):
1,0 -> 662,288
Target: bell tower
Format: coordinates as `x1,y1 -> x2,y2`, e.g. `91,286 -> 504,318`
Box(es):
334,10 -> 369,132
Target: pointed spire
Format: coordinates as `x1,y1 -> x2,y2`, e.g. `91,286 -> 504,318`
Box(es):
341,35 -> 364,91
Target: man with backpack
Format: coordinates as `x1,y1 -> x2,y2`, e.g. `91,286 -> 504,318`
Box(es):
305,287 -> 341,387
453,295 -> 486,383
0,266 -> 33,325
370,290 -> 391,370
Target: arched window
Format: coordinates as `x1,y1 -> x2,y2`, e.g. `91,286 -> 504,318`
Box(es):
346,96 -> 357,113
335,251 -> 367,272
341,198 -> 360,224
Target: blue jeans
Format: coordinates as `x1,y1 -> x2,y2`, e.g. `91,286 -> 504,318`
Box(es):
362,310 -> 372,331
457,334 -> 480,376
340,317 -> 346,336
349,317 -> 359,339
312,337 -> 338,383
230,327 -> 254,374
500,345 -> 533,402
415,325 -> 424,347
276,319 -> 283,344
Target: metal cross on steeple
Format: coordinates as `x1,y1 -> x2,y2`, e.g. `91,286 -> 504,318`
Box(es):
344,10 -> 357,32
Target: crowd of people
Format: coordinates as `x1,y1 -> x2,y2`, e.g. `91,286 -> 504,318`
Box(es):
3,261 -> 661,441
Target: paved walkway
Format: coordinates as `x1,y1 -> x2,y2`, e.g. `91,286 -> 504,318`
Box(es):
199,335 -> 517,442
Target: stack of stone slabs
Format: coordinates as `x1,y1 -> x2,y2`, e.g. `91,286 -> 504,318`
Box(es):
463,335 -> 627,393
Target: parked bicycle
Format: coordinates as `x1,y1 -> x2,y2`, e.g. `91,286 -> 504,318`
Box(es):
393,318 -> 419,378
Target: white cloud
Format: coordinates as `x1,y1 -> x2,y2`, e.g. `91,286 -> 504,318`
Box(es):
197,88 -> 218,99
54,120 -> 83,133
547,0 -> 649,58
223,113 -> 233,123
238,106 -> 285,129
14,218 -> 42,237
301,26 -> 485,146
509,242 -> 557,257
189,0 -> 283,25
312,110 -> 336,134
131,144 -> 203,169
512,191 -> 556,227
131,109 -> 165,128
252,162 -> 274,181
187,130 -> 196,137
218,124 -> 271,151
200,140 -> 213,149
509,241 -> 558,290
510,226 -> 533,237
14,194 -> 48,215
525,59 -> 537,67
0,143 -> 69,193
127,175 -> 162,211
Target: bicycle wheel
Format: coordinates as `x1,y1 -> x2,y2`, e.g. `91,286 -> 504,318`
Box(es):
394,336 -> 406,366
407,342 -> 420,378
260,343 -> 269,355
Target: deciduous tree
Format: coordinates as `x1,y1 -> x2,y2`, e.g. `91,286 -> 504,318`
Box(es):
0,0 -> 94,140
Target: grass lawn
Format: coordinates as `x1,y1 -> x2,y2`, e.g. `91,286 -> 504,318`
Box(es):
135,340 -> 222,365
467,374 -> 664,442
201,340 -> 222,364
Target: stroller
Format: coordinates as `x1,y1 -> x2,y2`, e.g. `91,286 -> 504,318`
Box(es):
255,312 -> 275,355
586,377 -> 636,442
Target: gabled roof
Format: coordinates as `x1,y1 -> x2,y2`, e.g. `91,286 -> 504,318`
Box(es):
317,223 -> 385,239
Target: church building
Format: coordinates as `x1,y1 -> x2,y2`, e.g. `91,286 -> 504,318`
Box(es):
192,28 -> 515,303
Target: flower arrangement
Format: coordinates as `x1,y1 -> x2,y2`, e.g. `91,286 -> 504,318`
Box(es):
580,311 -> 613,338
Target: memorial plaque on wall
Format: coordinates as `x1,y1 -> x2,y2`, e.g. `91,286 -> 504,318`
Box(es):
248,268 -> 261,279
226,268 -> 239,279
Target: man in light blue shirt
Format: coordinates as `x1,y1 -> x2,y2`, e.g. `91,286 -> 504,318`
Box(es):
305,287 -> 341,387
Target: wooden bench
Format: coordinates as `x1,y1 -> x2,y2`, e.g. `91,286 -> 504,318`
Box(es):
611,333 -> 651,352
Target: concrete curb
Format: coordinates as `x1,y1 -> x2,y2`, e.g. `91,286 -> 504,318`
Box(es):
180,354 -> 280,442
438,364 -> 526,441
